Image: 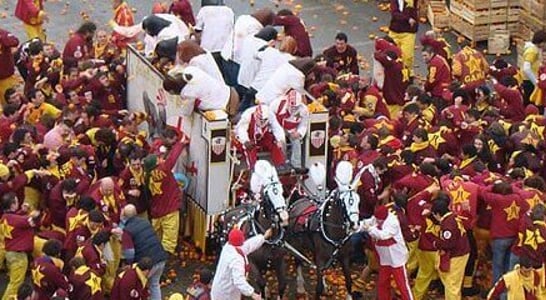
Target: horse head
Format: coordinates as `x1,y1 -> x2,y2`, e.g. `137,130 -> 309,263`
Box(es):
334,161 -> 361,231
251,160 -> 289,226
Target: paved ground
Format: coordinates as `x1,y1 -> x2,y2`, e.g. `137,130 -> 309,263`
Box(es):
0,0 -> 504,298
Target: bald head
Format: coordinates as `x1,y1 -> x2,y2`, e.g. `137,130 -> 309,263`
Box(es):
122,204 -> 137,219
100,177 -> 115,196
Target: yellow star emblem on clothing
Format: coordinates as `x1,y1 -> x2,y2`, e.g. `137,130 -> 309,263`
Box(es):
425,218 -> 440,236
68,211 -> 88,232
521,133 -> 540,148
0,218 -> 14,239
530,122 -> 545,138
428,131 -> 446,150
523,229 -> 546,250
504,202 -> 520,221
32,267 -> 45,287
527,194 -> 543,209
85,271 -> 102,295
449,185 -> 470,206
466,55 -> 482,74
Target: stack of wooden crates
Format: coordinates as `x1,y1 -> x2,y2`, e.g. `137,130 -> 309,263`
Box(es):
427,0 -> 450,29
516,0 -> 546,67
449,0 -> 520,42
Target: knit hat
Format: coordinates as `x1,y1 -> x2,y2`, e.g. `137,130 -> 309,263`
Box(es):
143,154 -> 158,172
525,104 -> 539,116
228,228 -> 245,246
374,205 -> 389,221
0,163 -> 9,178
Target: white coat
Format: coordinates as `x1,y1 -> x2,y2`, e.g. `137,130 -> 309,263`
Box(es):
364,212 -> 409,268
255,62 -> 306,105
210,235 -> 265,299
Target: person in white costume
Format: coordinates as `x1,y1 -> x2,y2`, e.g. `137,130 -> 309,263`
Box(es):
211,227 -> 272,300
177,40 -> 223,81
268,90 -> 309,168
255,57 -> 316,105
194,2 -> 234,60
360,205 -> 414,300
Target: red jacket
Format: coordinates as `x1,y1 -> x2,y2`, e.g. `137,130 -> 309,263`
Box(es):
420,36 -> 450,61
389,0 -> 418,33
88,182 -> 126,225
1,211 -> 37,252
15,0 -> 44,25
511,214 -> 546,263
273,14 -> 312,57
393,172 -> 435,198
32,256 -> 70,300
425,54 -> 451,98
111,264 -> 149,300
62,33 -> 93,69
494,83 -> 525,122
69,265 -> 105,300
0,29 -> 19,79
78,242 -> 106,276
432,212 -> 470,272
169,0 -> 196,26
480,185 -> 524,238
374,50 -> 408,106
441,177 -> 479,230
147,141 -> 184,218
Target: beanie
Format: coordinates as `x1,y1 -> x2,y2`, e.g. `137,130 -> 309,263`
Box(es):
0,163 -> 9,178
525,104 -> 539,116
228,228 -> 245,246
374,205 -> 389,221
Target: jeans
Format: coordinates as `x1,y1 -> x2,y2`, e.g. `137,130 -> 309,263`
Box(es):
148,260 -> 166,300
491,238 -> 515,285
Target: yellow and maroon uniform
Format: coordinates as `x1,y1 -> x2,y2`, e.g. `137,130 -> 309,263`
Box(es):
452,46 -> 489,94
69,265 -> 104,300
31,255 -> 70,300
110,264 -> 149,300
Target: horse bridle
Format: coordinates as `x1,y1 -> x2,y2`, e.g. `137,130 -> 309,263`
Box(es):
317,189 -> 357,269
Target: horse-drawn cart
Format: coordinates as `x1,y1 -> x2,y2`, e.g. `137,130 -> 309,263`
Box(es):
126,45 -> 329,251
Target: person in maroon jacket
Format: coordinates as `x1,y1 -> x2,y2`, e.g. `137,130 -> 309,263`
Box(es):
509,204 -> 546,267
31,239 -> 71,300
389,0 -> 418,75
68,256 -> 104,300
356,157 -> 388,218
142,136 -> 185,255
480,181 -> 526,284
110,257 -> 153,300
492,76 -> 525,122
430,197 -> 470,300
76,230 -> 110,277
0,28 -> 20,105
420,30 -> 451,62
14,0 -> 47,40
64,209 -> 105,262
374,49 -> 408,108
1,192 -> 41,300
274,9 -> 312,57
422,45 -> 451,109
169,0 -> 195,27
48,178 -> 90,229
392,162 -> 437,197
118,150 -> 149,216
322,32 -> 359,75
62,22 -> 97,70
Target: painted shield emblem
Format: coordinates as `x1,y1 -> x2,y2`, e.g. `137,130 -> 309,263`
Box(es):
311,130 -> 326,149
212,136 -> 226,156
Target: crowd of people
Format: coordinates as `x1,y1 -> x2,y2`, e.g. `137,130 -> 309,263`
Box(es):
1,0 -> 546,299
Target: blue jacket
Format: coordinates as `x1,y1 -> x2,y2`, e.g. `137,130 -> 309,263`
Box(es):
123,216 -> 168,265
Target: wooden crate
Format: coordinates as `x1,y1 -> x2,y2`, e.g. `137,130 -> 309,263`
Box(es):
427,2 -> 450,28
451,1 -> 520,25
519,9 -> 546,32
488,30 -> 511,54
520,0 -> 546,19
451,13 -> 519,41
517,21 -> 543,40
459,0 -> 521,10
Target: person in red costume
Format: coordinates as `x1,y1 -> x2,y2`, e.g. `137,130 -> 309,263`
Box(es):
62,22 -> 97,70
111,0 -> 135,49
274,9 -> 312,57
111,257 -> 153,300
0,29 -> 20,106
169,0 -> 196,27
31,239 -> 71,300
15,0 -> 47,40
422,45 -> 451,109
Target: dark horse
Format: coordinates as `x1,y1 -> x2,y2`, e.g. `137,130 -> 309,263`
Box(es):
285,161 -> 361,299
215,160 -> 289,299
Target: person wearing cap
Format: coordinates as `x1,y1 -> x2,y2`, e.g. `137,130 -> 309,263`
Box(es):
487,254 -> 545,299
142,133 -> 184,256
235,104 -> 286,169
269,90 -> 309,169
211,227 -> 273,300
1,192 -> 41,300
119,204 -> 168,300
186,268 -> 213,300
360,205 -> 414,300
